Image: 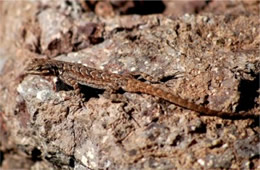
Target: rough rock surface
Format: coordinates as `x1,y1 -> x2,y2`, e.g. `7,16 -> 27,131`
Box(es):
0,1 -> 259,169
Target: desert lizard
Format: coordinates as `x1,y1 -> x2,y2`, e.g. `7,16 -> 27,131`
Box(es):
25,58 -> 256,119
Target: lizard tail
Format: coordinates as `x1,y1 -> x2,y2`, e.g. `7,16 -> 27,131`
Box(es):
126,80 -> 256,119
140,83 -> 220,115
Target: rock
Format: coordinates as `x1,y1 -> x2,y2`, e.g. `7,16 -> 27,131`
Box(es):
0,1 -> 259,169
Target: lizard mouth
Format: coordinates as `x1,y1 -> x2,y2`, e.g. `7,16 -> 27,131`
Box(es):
25,69 -> 51,75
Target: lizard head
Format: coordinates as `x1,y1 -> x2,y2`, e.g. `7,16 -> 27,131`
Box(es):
26,58 -> 57,75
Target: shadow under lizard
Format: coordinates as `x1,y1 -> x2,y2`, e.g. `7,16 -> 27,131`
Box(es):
25,58 -> 256,119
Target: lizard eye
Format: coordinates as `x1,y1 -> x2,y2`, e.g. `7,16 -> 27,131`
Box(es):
35,66 -> 42,71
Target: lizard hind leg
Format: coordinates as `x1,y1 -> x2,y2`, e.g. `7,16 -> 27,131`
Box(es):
103,88 -> 129,103
128,71 -> 161,83
103,88 -> 140,127
129,71 -> 184,84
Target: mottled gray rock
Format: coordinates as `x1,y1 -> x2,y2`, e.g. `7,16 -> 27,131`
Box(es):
0,0 -> 259,170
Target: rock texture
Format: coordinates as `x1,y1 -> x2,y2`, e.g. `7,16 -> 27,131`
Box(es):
0,0 -> 259,169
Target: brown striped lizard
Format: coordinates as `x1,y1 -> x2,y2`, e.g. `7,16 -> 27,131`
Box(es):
25,58 -> 256,119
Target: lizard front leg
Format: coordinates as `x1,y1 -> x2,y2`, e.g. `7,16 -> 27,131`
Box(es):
58,72 -> 84,107
58,71 -> 81,93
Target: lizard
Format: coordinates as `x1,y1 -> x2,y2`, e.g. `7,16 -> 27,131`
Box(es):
25,58 -> 256,119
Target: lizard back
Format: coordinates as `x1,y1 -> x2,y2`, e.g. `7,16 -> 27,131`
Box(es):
26,58 -> 256,119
